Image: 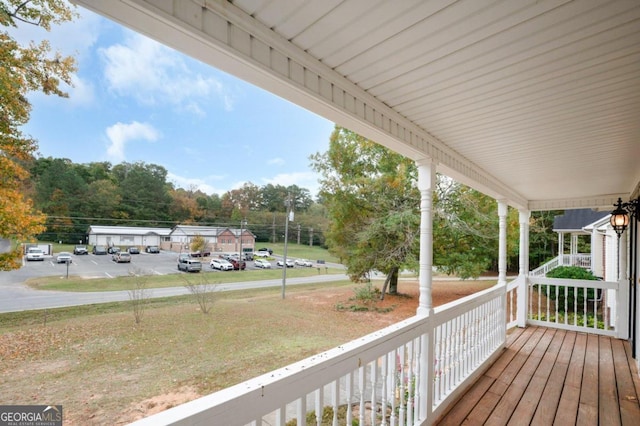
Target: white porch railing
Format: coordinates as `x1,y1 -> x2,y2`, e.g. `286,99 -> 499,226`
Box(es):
128,275 -> 625,425
129,284 -> 508,426
527,276 -> 621,337
530,254 -> 592,277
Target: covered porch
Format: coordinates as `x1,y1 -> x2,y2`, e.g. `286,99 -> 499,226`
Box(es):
72,1 -> 640,424
123,273 -> 637,425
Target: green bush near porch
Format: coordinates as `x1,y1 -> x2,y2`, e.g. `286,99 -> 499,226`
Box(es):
540,266 -> 600,313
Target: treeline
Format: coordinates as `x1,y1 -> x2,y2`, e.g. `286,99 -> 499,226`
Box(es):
26,157 -> 328,245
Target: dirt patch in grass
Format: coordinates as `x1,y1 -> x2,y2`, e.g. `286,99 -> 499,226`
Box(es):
0,279 -> 494,425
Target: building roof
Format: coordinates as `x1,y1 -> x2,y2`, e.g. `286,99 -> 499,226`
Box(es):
553,209 -> 610,232
87,226 -> 172,236
171,225 -> 228,237
171,225 -> 255,238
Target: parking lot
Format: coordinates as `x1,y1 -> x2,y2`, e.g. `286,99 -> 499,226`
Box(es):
10,250 -> 304,281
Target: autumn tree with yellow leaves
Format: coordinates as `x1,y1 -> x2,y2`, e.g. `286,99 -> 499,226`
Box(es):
0,0 -> 76,269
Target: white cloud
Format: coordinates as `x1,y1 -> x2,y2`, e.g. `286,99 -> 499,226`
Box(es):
262,172 -> 321,196
268,157 -> 285,166
105,121 -> 160,162
168,172 -> 226,195
66,74 -> 95,106
99,32 -> 233,113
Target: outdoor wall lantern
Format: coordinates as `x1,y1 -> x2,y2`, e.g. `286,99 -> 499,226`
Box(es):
610,197 -> 640,238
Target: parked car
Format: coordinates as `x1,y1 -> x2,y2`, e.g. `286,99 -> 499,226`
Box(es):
55,252 -> 73,264
190,250 -> 211,257
112,252 -> 131,263
294,258 -> 313,267
254,250 -> 270,258
73,245 -> 88,255
254,259 -> 272,269
178,256 -> 202,272
277,259 -> 295,268
210,258 -> 233,271
25,248 -> 45,261
242,252 -> 254,261
145,245 -> 160,253
229,259 -> 246,270
258,247 -> 273,255
92,245 -> 107,255
107,246 -> 121,254
127,246 -> 140,254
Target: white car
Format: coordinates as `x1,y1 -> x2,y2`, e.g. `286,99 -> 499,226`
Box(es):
254,259 -> 272,269
210,258 -> 233,271
254,251 -> 270,258
294,259 -> 313,267
277,259 -> 295,268
26,248 -> 45,261
56,252 -> 73,264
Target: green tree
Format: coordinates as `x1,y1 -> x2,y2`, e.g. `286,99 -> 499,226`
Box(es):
434,180 -> 499,278
529,210 -> 562,269
311,126 -> 519,287
311,127 -> 419,295
111,162 -> 173,224
84,179 -> 121,220
0,0 -> 76,269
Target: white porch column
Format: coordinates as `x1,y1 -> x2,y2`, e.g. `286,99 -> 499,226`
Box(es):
498,200 -> 508,287
617,232 -> 629,339
517,210 -> 530,328
591,228 -> 603,278
558,232 -> 564,265
416,159 -> 435,316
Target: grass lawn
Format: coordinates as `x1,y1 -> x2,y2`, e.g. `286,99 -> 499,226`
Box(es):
0,279 -> 495,425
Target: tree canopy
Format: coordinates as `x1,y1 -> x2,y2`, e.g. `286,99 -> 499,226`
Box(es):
311,126 -> 522,290
23,156 -> 326,246
0,0 -> 76,269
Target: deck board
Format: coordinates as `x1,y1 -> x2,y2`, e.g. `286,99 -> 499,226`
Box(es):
436,327 -> 640,425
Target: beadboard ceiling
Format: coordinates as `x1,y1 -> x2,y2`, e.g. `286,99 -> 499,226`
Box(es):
74,0 -> 640,211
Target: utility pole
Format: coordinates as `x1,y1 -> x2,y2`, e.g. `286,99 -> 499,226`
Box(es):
282,193 -> 293,299
297,224 -> 301,244
309,228 -> 313,247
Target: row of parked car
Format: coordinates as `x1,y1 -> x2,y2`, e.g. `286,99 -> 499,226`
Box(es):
84,245 -> 159,255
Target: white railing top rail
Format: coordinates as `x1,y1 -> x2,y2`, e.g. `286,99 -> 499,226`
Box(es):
530,255 -> 560,277
530,254 -> 592,277
433,282 -> 505,323
529,276 -> 618,290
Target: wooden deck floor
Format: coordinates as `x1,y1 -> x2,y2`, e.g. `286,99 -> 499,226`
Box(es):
436,326 -> 640,425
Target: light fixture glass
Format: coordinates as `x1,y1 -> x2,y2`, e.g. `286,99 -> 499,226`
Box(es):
610,197 -> 630,237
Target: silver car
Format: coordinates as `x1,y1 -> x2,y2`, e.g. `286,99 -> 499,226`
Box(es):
254,259 -> 272,269
56,252 -> 73,263
26,248 -> 45,261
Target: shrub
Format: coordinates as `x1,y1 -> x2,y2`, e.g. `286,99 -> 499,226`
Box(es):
546,266 -> 598,280
541,266 -> 599,312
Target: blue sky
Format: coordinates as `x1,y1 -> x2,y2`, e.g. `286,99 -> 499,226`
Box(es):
11,3 -> 335,197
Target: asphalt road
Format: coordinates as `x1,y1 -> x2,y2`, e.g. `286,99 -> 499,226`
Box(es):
0,251 -> 347,313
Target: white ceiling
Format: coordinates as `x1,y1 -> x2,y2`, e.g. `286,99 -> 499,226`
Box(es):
74,0 -> 640,211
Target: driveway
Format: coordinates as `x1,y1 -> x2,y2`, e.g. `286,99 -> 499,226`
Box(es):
0,272 -> 348,313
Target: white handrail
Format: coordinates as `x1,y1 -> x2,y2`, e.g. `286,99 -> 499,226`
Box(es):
530,254 -> 592,277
